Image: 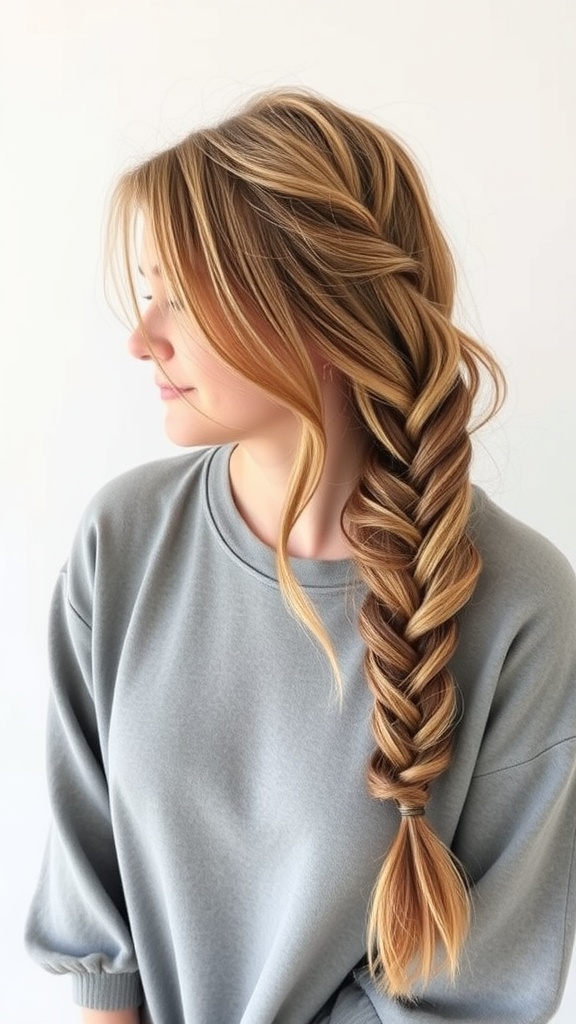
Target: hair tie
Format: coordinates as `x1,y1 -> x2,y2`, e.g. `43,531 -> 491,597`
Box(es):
398,805 -> 425,818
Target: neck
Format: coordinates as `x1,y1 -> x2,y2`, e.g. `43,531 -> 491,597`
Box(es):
228,377 -> 368,560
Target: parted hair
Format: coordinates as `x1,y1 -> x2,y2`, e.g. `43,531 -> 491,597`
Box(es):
107,88 -> 504,997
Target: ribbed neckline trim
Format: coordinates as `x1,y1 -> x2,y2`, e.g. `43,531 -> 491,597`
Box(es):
203,443 -> 359,590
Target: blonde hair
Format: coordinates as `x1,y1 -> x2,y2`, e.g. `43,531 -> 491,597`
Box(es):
106,87 -> 505,997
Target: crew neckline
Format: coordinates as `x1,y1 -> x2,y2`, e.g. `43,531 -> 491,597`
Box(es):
203,444 -> 358,590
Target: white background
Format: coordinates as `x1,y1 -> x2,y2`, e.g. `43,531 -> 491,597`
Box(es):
1,1 -> 575,1021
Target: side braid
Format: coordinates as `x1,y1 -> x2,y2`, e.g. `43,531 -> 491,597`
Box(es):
342,278 -> 482,994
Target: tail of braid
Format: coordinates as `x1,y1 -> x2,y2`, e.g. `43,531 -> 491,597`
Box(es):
343,287 -> 481,996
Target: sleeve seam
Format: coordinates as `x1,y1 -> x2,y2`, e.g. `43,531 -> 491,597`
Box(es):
66,595 -> 93,632
472,735 -> 576,778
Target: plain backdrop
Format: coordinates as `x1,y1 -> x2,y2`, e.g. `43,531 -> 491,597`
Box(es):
1,1 -> 575,1021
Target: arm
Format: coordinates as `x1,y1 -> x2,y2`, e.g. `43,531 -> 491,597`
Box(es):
25,567 -> 142,1013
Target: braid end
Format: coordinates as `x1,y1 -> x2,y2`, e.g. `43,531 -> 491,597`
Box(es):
367,815 -> 470,998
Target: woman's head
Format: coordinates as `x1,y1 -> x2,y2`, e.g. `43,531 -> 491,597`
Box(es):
107,87 -> 504,998
108,87 -> 497,453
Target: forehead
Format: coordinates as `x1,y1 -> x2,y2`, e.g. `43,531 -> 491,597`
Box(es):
137,226 -> 162,280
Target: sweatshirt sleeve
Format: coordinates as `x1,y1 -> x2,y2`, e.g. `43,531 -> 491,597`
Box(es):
25,566 -> 143,1011
320,539 -> 576,1023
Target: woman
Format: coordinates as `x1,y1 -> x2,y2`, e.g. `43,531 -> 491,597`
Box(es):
26,88 -> 576,1024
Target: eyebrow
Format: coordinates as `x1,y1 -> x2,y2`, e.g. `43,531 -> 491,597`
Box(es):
137,264 -> 161,278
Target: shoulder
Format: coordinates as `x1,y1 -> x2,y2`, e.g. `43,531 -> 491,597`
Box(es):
64,446 -> 218,609
453,488 -> 576,769
470,486 -> 576,623
85,446 -> 214,525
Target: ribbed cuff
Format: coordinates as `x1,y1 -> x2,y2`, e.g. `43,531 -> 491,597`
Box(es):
73,970 -> 143,1010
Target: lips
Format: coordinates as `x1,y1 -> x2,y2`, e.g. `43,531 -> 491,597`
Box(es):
156,381 -> 194,400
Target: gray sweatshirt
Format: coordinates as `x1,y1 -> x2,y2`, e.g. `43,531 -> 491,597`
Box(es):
25,443 -> 576,1024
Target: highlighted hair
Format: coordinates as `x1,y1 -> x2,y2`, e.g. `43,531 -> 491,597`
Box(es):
106,88 -> 504,996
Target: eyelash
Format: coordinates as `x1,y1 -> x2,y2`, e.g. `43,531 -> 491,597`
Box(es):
141,295 -> 182,312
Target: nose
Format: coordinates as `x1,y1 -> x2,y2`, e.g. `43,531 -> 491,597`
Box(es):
127,313 -> 174,363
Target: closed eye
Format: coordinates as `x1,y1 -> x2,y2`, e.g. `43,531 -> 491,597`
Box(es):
140,294 -> 182,312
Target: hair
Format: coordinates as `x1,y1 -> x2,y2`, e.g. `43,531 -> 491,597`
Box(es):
106,87 -> 505,997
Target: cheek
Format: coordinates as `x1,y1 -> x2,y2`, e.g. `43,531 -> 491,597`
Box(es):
199,356 -> 271,406
187,344 -> 287,422
192,346 -> 243,388
203,366 -> 256,405
220,381 -> 279,421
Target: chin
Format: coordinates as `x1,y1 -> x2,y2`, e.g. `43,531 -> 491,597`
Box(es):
163,421 -> 240,449
166,431 -> 218,448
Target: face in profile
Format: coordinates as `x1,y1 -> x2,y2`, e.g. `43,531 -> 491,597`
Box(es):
129,230 -> 299,450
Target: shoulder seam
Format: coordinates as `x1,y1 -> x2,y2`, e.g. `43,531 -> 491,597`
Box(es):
472,735 -> 576,778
